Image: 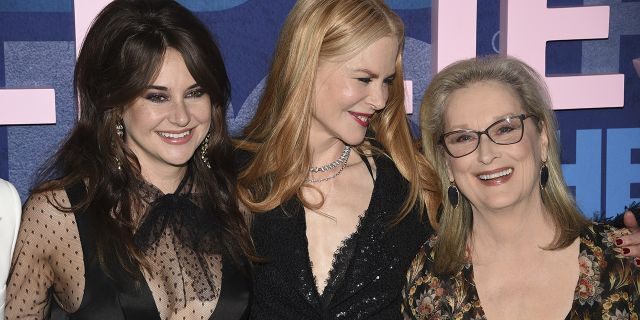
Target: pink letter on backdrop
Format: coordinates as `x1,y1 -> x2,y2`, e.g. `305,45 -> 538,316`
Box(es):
0,1 -> 111,125
404,80 -> 413,114
501,0 -> 624,109
73,0 -> 112,116
75,1 -> 112,57
432,0 -> 478,72
0,89 -> 56,125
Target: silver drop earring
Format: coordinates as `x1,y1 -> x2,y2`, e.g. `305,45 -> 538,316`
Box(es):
114,121 -> 124,170
200,133 -> 211,169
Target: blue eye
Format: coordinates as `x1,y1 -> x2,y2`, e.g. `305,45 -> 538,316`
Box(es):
145,93 -> 168,103
445,132 -> 477,145
455,134 -> 475,143
496,125 -> 515,135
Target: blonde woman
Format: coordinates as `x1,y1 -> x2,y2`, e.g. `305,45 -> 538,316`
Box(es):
235,0 -> 440,318
403,56 -> 639,319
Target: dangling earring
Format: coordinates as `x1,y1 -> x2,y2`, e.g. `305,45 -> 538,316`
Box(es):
447,180 -> 459,209
200,132 -> 211,169
115,122 -> 124,138
539,161 -> 549,190
114,121 -> 124,170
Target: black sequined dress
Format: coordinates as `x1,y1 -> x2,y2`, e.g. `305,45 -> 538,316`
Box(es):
249,152 -> 434,319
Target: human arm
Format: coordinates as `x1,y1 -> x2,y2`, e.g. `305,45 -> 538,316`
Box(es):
5,191 -> 84,319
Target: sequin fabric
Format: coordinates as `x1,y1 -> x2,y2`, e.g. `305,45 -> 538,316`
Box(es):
5,179 -> 223,320
249,152 -> 434,319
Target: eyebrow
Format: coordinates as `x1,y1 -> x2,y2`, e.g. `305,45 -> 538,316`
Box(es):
352,68 -> 396,79
145,83 -> 200,91
446,113 -> 522,131
353,68 -> 379,78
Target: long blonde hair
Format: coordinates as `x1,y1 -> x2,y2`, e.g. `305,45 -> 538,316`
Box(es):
237,0 -> 440,219
421,56 -> 589,274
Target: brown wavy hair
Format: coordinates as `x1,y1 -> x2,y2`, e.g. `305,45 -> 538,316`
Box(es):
236,0 -> 440,220
33,0 -> 254,274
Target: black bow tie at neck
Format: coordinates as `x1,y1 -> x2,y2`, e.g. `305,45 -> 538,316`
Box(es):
133,191 -> 222,303
133,191 -> 218,254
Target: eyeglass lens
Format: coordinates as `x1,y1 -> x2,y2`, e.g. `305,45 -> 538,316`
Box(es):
443,115 -> 525,158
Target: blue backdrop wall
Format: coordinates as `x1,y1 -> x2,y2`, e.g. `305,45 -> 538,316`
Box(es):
0,0 -> 638,218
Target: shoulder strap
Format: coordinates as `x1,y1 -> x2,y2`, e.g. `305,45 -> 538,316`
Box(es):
358,152 -> 375,182
64,182 -> 94,261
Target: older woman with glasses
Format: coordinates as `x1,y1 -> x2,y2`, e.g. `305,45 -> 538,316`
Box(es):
402,56 -> 639,319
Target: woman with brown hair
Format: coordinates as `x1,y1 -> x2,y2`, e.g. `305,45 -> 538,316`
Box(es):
235,0 -> 440,318
6,1 -> 252,318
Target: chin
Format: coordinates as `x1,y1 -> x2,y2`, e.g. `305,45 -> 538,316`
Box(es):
160,154 -> 196,168
339,132 -> 367,147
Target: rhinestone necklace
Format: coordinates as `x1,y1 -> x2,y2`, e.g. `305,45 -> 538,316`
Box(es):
305,158 -> 348,183
309,145 -> 351,173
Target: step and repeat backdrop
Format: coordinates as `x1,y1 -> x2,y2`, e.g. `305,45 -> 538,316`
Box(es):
0,0 -> 638,218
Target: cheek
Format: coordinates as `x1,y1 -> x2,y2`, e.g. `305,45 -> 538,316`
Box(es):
122,105 -> 159,130
341,83 -> 367,104
447,158 -> 470,182
193,103 -> 212,123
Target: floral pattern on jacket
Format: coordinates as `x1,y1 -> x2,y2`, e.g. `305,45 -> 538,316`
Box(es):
402,223 -> 639,320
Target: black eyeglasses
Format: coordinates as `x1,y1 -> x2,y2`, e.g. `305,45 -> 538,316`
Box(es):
440,114 -> 536,158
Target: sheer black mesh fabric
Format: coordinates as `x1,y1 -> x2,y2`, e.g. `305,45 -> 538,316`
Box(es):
6,179 -> 223,320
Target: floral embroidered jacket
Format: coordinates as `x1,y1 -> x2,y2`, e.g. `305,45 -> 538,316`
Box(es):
402,223 -> 640,319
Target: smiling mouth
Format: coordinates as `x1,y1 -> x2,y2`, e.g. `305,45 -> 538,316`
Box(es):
349,112 -> 373,127
157,130 -> 191,139
355,115 -> 369,122
478,168 -> 513,180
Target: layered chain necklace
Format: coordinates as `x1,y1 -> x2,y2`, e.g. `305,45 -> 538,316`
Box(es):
306,145 -> 351,183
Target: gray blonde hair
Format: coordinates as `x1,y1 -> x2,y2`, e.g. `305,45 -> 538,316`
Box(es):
420,56 -> 588,274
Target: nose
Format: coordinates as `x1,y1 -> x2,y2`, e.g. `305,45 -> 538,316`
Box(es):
476,134 -> 498,164
169,99 -> 190,127
367,83 -> 389,111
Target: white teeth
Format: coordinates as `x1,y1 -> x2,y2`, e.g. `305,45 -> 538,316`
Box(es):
478,168 -> 512,180
158,130 -> 190,139
356,115 -> 369,123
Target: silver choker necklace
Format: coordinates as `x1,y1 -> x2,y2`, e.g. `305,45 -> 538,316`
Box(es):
305,159 -> 348,183
309,146 -> 351,173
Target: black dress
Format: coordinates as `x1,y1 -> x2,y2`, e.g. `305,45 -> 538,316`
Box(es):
6,179 -> 251,320
249,152 -> 434,319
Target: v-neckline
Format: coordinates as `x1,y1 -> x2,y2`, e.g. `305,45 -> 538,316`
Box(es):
300,154 -> 381,307
464,236 -> 588,319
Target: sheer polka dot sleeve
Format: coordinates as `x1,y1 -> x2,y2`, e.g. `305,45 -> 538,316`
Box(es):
5,190 -> 84,319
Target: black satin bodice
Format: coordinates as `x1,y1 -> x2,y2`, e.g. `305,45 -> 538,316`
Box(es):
249,152 -> 434,319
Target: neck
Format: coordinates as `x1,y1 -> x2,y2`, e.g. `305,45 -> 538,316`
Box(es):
140,164 -> 187,194
308,134 -> 348,168
470,194 -> 554,253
